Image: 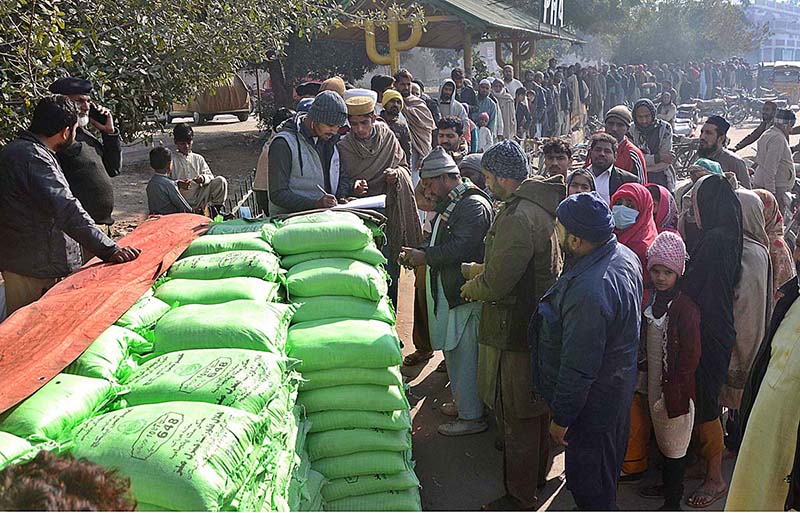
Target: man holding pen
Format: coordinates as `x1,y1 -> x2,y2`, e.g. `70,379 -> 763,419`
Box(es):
267,91 -> 365,214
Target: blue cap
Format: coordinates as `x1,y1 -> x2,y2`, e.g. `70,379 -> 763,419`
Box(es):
556,191 -> 615,242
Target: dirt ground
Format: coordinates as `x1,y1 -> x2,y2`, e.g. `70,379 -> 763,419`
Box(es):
110,118 -> 772,510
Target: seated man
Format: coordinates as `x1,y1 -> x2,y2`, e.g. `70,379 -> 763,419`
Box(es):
170,123 -> 228,217
146,147 -> 192,216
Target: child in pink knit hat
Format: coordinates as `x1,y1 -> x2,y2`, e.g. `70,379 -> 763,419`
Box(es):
635,231 -> 702,510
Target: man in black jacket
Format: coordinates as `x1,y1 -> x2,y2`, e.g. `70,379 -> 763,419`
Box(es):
0,96 -> 140,314
400,146 -> 493,437
49,77 -> 121,232
584,133 -> 640,205
451,67 -> 478,115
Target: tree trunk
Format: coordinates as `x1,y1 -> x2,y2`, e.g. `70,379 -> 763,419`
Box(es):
266,58 -> 292,108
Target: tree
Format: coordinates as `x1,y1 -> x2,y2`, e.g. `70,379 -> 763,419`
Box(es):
0,0 -> 342,143
612,0 -> 767,63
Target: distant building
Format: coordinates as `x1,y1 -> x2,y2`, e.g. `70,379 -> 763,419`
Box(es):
747,0 -> 800,63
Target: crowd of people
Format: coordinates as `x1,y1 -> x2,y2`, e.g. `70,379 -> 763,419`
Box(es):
251,62 -> 800,511
1,55 -> 798,512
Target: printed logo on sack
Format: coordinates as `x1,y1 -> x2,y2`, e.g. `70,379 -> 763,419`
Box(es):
179,357 -> 232,393
130,412 -> 184,460
344,476 -> 360,484
174,363 -> 203,377
117,419 -> 149,435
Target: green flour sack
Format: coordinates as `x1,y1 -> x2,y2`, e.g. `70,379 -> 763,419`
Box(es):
167,250 -> 282,281
298,385 -> 409,414
154,277 -> 280,306
122,349 -> 287,415
322,470 -> 420,503
312,450 -> 413,480
306,428 -> 412,461
325,488 -> 422,511
0,432 -> 39,469
70,402 -> 269,512
180,232 -> 274,258
286,259 -> 387,301
272,211 -> 373,255
206,218 -> 276,239
287,319 -> 402,372
151,300 -> 294,358
291,295 -> 395,326
115,291 -> 170,334
307,410 -> 411,434
299,366 -> 403,391
279,242 -> 387,269
64,325 -> 150,382
0,374 -> 122,442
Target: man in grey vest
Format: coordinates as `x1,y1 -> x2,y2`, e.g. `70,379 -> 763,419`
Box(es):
267,91 -> 350,214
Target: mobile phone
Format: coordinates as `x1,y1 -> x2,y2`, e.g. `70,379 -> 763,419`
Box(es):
89,104 -> 108,125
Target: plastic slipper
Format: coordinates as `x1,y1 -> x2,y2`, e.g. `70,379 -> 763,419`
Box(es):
686,486 -> 727,509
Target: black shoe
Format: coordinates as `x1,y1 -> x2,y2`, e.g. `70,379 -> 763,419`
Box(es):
619,471 -> 646,484
640,483 -> 664,499
435,360 -> 447,373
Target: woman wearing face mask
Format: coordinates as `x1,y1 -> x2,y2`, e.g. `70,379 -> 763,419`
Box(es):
565,169 -> 596,197
646,184 -> 678,234
613,182 -> 659,483
682,174 -> 743,509
610,183 -> 659,276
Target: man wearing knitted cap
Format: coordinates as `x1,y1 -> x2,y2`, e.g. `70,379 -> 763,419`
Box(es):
379,90 -> 412,168
698,115 -> 751,189
590,105 -> 647,183
754,108 -> 795,216
461,140 -> 564,510
267,90 -> 350,214
530,191 -> 643,510
630,98 -> 675,192
339,95 -> 419,307
399,147 -> 493,437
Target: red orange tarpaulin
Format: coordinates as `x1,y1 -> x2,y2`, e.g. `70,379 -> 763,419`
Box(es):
0,214 -> 209,414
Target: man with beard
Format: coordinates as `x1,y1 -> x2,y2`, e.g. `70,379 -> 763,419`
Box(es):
630,99 -> 676,192
48,77 -> 120,238
394,69 -> 435,176
698,115 -> 750,188
476,79 -> 502,139
754,109 -> 796,216
436,116 -> 469,162
542,137 -> 573,180
586,132 -> 640,205
268,91 -> 352,214
531,190 -> 643,511
503,65 -> 525,97
451,67 -> 478,114
492,78 -> 516,142
553,72 -> 571,136
461,140 -> 564,510
339,96 -> 420,307
438,79 -> 470,140
732,100 -> 800,153
0,96 -> 140,313
380,90 -> 412,167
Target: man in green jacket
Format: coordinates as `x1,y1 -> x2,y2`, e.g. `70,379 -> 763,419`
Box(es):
461,140 -> 565,510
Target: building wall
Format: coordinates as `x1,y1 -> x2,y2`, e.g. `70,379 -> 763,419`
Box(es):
747,0 -> 800,63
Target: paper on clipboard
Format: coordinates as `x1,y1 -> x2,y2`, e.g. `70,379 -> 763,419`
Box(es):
333,194 -> 386,210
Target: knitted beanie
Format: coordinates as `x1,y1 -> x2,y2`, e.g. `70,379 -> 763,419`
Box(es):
319,77 -> 346,97
308,91 -> 348,126
481,140 -> 529,180
775,108 -> 796,126
420,146 -> 460,178
381,89 -> 403,108
646,231 -> 687,275
692,158 -> 723,176
556,192 -> 615,243
605,105 -> 632,125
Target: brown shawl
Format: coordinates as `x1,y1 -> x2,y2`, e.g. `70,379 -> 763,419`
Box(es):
339,122 -> 422,263
401,94 -> 435,159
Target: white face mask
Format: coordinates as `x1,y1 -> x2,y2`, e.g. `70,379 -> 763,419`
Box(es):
78,114 -> 90,128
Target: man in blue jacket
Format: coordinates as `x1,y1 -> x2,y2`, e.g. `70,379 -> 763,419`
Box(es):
530,191 -> 643,510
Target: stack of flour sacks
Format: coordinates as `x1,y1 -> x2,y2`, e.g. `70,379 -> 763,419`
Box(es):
274,210 -> 422,511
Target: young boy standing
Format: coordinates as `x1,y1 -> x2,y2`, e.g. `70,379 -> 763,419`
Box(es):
146,147 -> 192,215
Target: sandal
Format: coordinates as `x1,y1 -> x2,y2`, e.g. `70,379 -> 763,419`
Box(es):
403,350 -> 434,366
686,485 -> 727,509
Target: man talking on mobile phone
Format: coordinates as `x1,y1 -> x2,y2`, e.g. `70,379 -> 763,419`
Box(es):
49,77 -> 121,261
